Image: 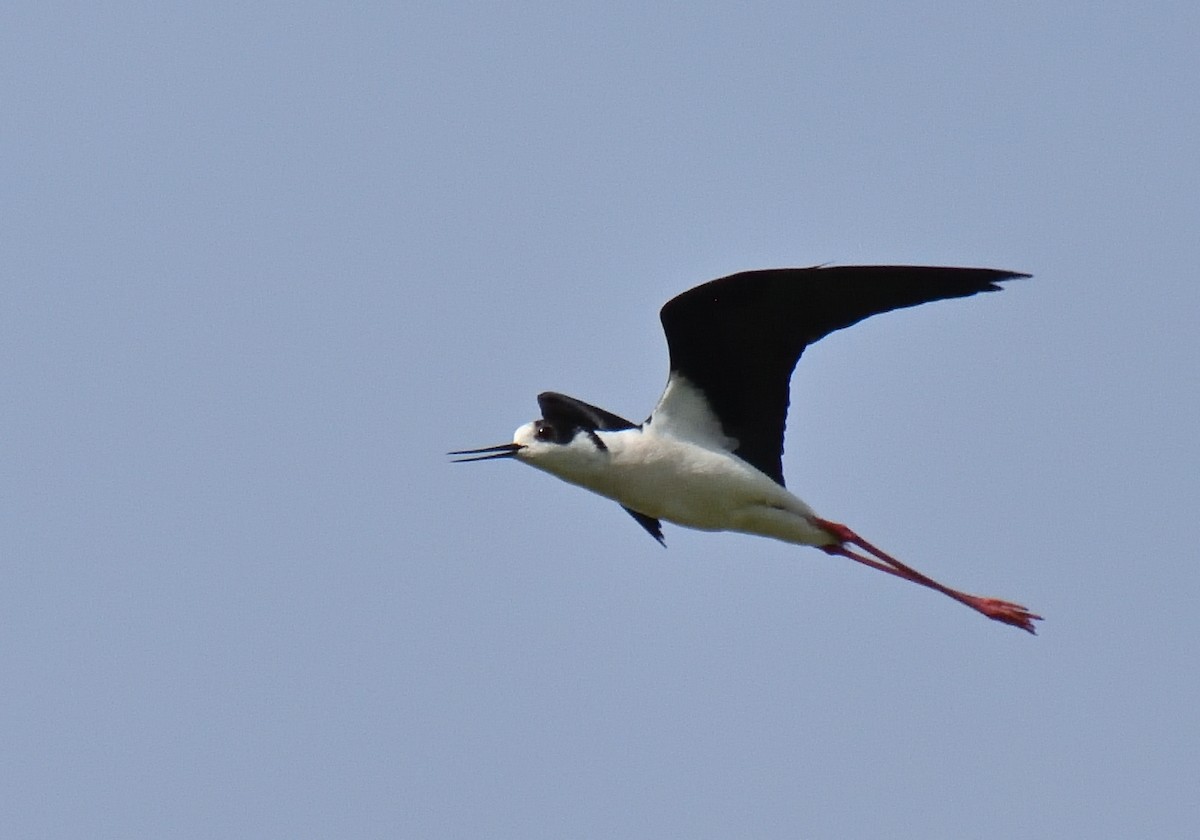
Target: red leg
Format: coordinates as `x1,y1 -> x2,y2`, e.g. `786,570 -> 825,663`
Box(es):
813,517 -> 1042,634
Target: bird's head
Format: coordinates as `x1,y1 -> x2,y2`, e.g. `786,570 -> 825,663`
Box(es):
448,417 -> 571,460
449,391 -> 634,480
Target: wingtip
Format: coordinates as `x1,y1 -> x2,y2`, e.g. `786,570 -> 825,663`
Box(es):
984,270 -> 1032,292
998,269 -> 1034,282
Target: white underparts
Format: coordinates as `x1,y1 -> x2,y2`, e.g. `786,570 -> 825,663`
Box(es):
519,422 -> 832,548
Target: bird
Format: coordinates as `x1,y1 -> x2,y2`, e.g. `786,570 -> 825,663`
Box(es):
451,265 -> 1041,633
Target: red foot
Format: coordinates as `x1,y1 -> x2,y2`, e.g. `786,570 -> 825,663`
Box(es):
813,517 -> 1043,634
959,596 -> 1042,634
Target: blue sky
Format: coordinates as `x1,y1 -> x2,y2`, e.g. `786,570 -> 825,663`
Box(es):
4,3 -> 1198,838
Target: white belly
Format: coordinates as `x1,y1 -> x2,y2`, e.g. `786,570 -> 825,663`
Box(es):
532,428 -> 831,547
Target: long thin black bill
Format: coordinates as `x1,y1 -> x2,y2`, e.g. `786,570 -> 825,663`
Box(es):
448,443 -> 524,463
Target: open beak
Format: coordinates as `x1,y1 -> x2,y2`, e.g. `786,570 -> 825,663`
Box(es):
448,443 -> 524,463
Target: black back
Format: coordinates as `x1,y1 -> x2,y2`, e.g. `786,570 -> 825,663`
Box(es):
658,266 -> 1029,485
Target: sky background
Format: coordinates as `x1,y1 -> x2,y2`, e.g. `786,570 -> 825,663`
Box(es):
4,3 -> 1199,838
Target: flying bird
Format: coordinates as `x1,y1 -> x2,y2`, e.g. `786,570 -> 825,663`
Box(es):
451,266 -> 1041,633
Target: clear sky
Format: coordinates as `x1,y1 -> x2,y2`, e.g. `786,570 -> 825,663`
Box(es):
4,3 -> 1198,838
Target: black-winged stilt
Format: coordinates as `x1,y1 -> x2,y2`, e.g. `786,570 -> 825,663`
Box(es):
452,266 -> 1041,633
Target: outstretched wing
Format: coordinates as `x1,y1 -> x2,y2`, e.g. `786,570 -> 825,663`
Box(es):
653,266 -> 1029,485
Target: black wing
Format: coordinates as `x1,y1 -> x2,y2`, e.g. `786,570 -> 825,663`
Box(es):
657,266 -> 1029,485
537,391 -> 638,433
622,506 -> 666,546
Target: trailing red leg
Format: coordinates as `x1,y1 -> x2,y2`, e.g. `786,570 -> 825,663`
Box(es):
812,517 -> 1042,634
